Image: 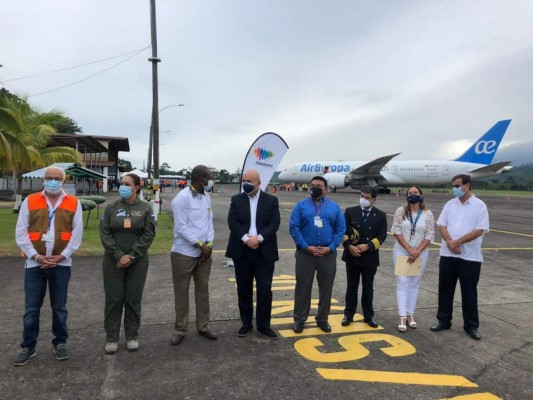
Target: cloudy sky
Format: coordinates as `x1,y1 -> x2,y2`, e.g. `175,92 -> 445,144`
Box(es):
2,0 -> 532,172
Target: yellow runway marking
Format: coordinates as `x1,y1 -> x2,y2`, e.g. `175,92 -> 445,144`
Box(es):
440,393 -> 502,399
489,229 -> 533,238
317,368 -> 479,387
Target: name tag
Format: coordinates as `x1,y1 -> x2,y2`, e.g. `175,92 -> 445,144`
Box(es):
124,218 -> 132,229
314,216 -> 323,228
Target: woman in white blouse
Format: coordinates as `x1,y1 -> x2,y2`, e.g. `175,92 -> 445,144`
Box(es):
391,186 -> 435,332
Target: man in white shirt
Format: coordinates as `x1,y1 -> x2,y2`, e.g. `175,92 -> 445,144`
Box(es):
170,165 -> 216,345
14,166 -> 83,366
431,174 -> 489,340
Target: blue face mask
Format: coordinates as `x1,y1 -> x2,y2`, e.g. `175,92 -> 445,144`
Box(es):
119,185 -> 133,199
242,182 -> 255,194
407,194 -> 422,204
453,187 -> 465,198
43,179 -> 62,195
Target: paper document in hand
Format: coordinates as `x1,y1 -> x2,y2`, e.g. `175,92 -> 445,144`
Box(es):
394,255 -> 421,276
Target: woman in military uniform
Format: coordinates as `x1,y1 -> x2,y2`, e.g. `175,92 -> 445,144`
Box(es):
100,173 -> 155,354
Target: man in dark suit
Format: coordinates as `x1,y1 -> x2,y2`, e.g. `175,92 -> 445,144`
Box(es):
341,185 -> 387,328
225,169 -> 281,339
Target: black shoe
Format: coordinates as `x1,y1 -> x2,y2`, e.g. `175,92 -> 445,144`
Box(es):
13,348 -> 36,366
341,316 -> 353,327
257,328 -> 280,339
293,322 -> 304,333
466,328 -> 481,340
364,318 -> 379,328
54,344 -> 69,361
170,334 -> 185,346
316,322 -> 332,332
430,322 -> 451,332
198,330 -> 218,340
238,326 -> 253,337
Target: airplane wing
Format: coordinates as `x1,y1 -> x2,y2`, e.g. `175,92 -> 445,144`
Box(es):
350,153 -> 401,176
468,161 -> 511,174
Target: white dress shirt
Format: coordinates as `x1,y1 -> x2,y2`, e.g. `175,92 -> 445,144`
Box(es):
15,190 -> 83,268
171,186 -> 215,257
437,195 -> 489,262
241,190 -> 263,243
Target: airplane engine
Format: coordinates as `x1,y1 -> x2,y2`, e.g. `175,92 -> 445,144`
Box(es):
323,173 -> 349,188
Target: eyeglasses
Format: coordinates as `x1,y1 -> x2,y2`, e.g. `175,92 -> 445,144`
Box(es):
44,177 -> 62,181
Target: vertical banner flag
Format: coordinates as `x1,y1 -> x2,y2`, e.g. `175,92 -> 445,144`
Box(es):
241,132 -> 289,191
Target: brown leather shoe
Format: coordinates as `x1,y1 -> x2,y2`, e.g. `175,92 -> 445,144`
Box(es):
198,330 -> 218,340
170,334 -> 185,346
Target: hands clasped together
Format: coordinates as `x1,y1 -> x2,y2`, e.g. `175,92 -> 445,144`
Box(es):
116,255 -> 136,269
445,239 -> 462,255
199,244 -> 213,264
306,246 -> 332,257
347,244 -> 369,258
244,235 -> 260,250
36,254 -> 66,269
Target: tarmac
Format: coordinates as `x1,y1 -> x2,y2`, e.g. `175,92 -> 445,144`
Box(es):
0,186 -> 532,400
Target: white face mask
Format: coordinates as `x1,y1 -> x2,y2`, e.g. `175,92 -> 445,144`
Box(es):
203,179 -> 213,192
360,197 -> 371,209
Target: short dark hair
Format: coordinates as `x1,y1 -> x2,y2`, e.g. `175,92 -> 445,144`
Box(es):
191,165 -> 210,182
452,174 -> 471,189
311,176 -> 328,187
361,185 -> 377,199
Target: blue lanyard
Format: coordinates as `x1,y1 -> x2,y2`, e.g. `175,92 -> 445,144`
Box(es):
309,197 -> 326,217
48,208 -> 57,230
408,208 -> 422,239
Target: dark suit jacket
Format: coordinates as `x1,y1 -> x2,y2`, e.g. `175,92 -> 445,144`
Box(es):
225,190 -> 280,263
341,205 -> 387,267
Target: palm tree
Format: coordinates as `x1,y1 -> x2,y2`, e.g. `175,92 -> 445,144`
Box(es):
0,92 -> 83,194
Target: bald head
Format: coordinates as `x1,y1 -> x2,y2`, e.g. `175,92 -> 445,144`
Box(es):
242,169 -> 260,182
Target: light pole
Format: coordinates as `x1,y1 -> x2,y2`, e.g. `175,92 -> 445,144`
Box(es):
147,105 -> 184,178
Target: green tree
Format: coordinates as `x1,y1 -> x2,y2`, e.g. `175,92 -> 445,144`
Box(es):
0,93 -> 83,194
51,116 -> 83,134
160,162 -> 172,175
118,158 -> 133,172
218,169 -> 231,183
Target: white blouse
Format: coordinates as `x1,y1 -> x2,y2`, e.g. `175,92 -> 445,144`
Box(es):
391,206 -> 435,250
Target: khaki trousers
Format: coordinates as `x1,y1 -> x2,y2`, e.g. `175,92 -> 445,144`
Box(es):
170,252 -> 212,335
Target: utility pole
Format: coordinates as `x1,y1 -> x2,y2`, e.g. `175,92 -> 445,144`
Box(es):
148,0 -> 161,216
148,0 -> 161,180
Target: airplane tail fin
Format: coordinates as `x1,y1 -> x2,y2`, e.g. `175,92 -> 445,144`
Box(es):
454,120 -> 511,164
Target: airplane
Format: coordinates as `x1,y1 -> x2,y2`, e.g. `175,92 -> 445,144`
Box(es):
278,120 -> 512,193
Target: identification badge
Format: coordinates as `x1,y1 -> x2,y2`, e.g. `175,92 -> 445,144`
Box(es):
314,216 -> 323,228
124,218 -> 132,229
409,239 -> 416,247
42,233 -> 53,242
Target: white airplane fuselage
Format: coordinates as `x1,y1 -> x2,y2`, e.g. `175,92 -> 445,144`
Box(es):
279,160 -> 510,188
278,120 -> 512,189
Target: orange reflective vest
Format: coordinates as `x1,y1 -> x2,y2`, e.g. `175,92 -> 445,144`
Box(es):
27,192 -> 78,256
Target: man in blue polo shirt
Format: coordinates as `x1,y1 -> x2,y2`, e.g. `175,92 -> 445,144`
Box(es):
289,176 -> 345,333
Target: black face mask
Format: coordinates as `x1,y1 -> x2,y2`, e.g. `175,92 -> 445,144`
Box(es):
407,194 -> 422,204
310,187 -> 323,199
242,182 -> 255,194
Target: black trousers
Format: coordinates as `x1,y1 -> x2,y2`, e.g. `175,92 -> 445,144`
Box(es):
344,264 -> 377,321
437,256 -> 481,330
233,248 -> 275,331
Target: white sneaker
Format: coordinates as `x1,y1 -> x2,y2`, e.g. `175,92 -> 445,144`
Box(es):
127,340 -> 139,351
105,342 -> 118,354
